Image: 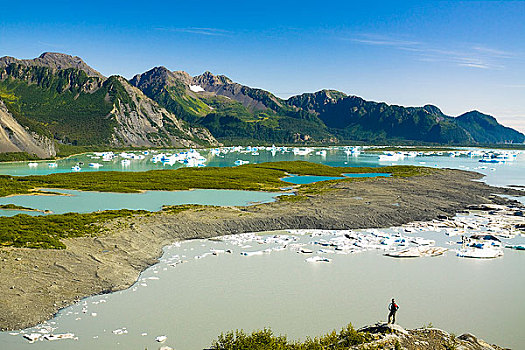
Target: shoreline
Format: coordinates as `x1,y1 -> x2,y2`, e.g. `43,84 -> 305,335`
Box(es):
0,169 -> 523,331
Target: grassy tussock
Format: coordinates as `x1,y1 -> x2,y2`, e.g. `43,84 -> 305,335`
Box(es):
211,323 -> 372,350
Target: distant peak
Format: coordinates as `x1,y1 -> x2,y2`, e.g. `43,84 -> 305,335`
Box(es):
39,52 -> 77,60
422,104 -> 445,116
193,71 -> 232,86
145,66 -> 172,77
0,52 -> 104,78
130,66 -> 192,88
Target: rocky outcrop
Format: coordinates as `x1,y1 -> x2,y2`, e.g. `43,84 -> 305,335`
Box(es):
192,71 -> 233,86
129,66 -> 192,90
357,323 -> 506,350
0,100 -> 56,158
286,89 -> 348,113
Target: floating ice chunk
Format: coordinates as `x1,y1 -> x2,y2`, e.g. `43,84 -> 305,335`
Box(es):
43,333 -> 76,341
299,248 -> 313,254
155,335 -> 168,342
112,328 -> 128,335
240,251 -> 266,256
23,333 -> 42,342
305,256 -> 332,263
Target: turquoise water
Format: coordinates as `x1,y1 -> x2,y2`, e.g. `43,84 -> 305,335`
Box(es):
0,189 -> 284,216
344,173 -> 391,178
281,175 -> 344,184
0,148 -> 522,190
282,173 -> 391,184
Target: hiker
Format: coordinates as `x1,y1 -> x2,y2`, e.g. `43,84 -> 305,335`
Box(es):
388,298 -> 399,324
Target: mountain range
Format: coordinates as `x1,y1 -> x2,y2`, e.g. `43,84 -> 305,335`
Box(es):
0,53 -> 523,158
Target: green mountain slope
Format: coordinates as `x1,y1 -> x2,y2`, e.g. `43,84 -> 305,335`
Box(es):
131,68 -> 335,143
0,54 -> 218,157
455,111 -> 524,144
132,66 -> 524,145
286,91 -> 524,144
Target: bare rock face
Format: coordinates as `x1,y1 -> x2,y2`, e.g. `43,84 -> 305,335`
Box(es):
0,52 -> 104,79
192,71 -> 232,86
0,100 -> 56,158
192,71 -> 284,111
109,77 -> 218,147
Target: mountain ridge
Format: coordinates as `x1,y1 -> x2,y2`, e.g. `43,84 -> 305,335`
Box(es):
0,52 -> 104,79
130,66 -> 524,144
0,53 -> 523,158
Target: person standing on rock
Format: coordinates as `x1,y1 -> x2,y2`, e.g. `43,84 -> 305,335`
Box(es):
388,298 -> 399,324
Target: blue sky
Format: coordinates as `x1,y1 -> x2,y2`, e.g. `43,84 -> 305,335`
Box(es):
1,0 -> 524,132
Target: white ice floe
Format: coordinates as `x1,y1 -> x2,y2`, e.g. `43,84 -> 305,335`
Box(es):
156,335 -> 168,342
23,333 -> 42,342
305,256 -> 332,263
112,328 -> 128,335
42,333 -> 77,341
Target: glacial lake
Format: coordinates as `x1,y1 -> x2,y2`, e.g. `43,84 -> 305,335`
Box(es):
0,147 -> 524,349
0,146 -> 523,189
0,189 -> 285,217
1,222 -> 524,350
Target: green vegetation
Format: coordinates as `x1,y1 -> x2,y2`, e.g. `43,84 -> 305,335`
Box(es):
211,324 -> 371,350
0,64 -> 116,145
0,152 -> 42,162
160,204 -> 209,214
0,175 -> 35,196
0,161 -> 435,197
0,209 -> 146,249
0,161 -> 435,249
0,204 -> 41,211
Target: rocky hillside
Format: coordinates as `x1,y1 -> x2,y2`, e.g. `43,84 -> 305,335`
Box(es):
0,54 -> 218,158
132,67 -> 524,145
0,99 -> 55,158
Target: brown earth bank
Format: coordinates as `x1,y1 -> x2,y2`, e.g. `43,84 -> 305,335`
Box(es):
0,169 -> 523,333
